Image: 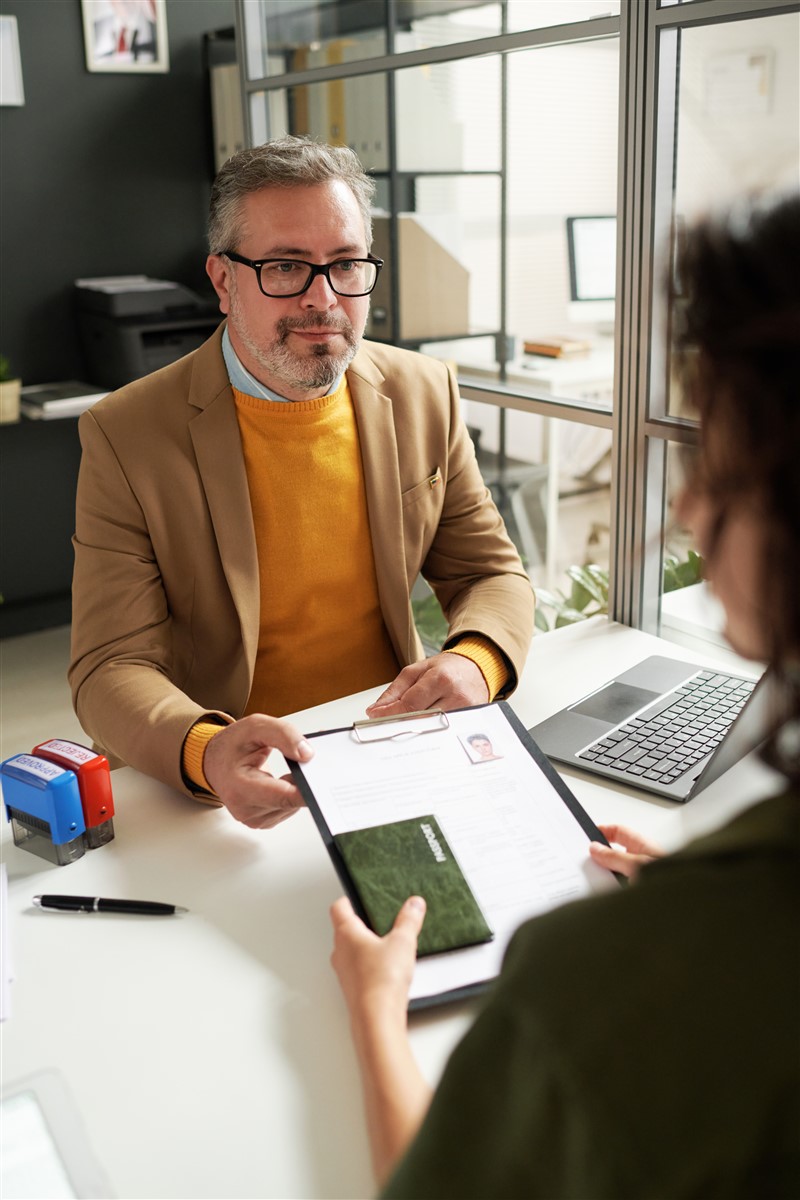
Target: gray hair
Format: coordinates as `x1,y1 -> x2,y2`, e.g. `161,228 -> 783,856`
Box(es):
208,135 -> 375,254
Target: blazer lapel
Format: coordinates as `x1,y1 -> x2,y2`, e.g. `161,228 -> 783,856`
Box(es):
348,347 -> 417,664
187,330 -> 260,681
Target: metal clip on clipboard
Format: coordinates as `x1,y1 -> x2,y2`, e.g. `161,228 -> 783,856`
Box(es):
352,709 -> 450,743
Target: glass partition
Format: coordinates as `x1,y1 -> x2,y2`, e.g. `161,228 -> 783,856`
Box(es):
396,1 -> 501,50
368,175 -> 502,343
243,0 -> 388,80
389,37 -> 618,402
662,10 -> 800,419
506,38 -> 618,402
506,0 -> 620,31
249,72 -> 389,169
657,442 -> 723,652
394,55 -> 501,173
419,388 -> 612,604
647,6 -> 800,640
239,0 -> 795,647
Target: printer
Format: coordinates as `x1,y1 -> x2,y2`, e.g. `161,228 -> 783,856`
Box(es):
76,275 -> 223,389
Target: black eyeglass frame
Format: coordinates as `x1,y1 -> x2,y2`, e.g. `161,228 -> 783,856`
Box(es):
221,251 -> 384,298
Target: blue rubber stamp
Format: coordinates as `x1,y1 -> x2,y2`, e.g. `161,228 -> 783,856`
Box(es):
1,754 -> 87,866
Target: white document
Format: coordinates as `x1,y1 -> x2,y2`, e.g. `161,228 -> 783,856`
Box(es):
1,863 -> 11,1020
298,703 -> 617,1005
74,275 -> 177,293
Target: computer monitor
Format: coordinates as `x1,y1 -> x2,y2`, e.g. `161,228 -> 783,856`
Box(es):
566,215 -> 616,330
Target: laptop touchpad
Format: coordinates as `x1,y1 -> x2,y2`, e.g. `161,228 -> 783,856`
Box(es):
570,682 -> 659,725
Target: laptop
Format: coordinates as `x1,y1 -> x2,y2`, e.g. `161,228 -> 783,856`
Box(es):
528,656 -> 769,802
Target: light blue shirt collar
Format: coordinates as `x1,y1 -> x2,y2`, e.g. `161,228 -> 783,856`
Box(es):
222,326 -> 344,402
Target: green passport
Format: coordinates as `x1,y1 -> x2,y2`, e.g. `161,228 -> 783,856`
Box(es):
334,815 -> 493,957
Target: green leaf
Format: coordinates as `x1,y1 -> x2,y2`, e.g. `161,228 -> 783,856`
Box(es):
534,608 -> 551,633
555,607 -> 590,627
566,564 -> 606,607
674,557 -> 704,588
534,588 -> 563,611
662,547 -> 706,594
585,564 -> 609,599
570,581 -> 593,611
662,559 -> 679,592
685,550 -> 705,583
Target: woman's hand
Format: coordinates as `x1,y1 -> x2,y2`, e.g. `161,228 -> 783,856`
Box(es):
330,895 -> 426,1027
589,823 -> 664,879
330,896 -> 432,1185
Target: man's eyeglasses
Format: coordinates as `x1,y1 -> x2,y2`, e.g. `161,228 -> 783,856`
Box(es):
222,251 -> 383,298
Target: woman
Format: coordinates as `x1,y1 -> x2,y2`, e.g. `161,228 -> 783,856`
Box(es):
330,191 -> 800,1198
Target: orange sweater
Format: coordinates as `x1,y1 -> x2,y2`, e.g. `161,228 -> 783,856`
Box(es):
183,378 -> 507,792
234,377 -> 401,715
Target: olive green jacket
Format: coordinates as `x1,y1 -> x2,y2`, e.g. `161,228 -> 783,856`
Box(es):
385,790 -> 800,1199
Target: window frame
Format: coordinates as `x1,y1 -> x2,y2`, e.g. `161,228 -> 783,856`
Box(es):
234,0 -> 800,635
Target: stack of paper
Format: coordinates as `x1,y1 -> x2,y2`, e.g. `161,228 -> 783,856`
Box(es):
20,381 -> 108,420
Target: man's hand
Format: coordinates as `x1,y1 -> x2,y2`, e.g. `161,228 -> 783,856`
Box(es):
366,653 -> 489,719
203,714 -> 313,830
589,823 -> 663,879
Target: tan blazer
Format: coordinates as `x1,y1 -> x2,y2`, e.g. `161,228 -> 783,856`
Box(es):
69,326 -> 534,795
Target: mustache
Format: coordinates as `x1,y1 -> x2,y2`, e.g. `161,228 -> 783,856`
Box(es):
277,313 -> 355,337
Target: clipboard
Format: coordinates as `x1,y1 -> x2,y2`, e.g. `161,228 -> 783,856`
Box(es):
290,701 -> 619,1011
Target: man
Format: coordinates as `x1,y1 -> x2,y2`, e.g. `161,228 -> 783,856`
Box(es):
69,137 -> 533,829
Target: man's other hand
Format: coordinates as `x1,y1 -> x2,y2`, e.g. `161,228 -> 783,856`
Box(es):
203,714 -> 313,829
365,653 -> 489,719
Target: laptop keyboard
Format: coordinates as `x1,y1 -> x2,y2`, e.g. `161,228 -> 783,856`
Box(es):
577,670 -> 756,786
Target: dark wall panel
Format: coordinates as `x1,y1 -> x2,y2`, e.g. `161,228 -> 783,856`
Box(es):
0,0 -> 235,385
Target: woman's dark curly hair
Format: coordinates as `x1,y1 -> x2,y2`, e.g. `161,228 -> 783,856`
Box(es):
673,190 -> 800,780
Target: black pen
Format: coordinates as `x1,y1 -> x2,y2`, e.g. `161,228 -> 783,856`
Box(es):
33,895 -> 188,915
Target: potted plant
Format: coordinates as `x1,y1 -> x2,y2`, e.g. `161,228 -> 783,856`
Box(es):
534,553 -> 705,632
0,355 -> 21,423
412,553 -> 706,644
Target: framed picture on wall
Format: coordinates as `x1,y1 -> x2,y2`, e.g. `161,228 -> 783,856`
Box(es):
81,0 -> 169,74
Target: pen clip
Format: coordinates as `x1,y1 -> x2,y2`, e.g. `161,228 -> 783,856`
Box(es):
352,709 -> 450,743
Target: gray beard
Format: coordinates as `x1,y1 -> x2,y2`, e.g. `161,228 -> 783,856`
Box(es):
229,288 -> 361,394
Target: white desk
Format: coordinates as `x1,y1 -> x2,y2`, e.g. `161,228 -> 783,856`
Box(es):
1,619 -> 778,1199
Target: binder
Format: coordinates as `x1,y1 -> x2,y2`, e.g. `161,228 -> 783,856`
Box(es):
290,701 -> 619,1010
